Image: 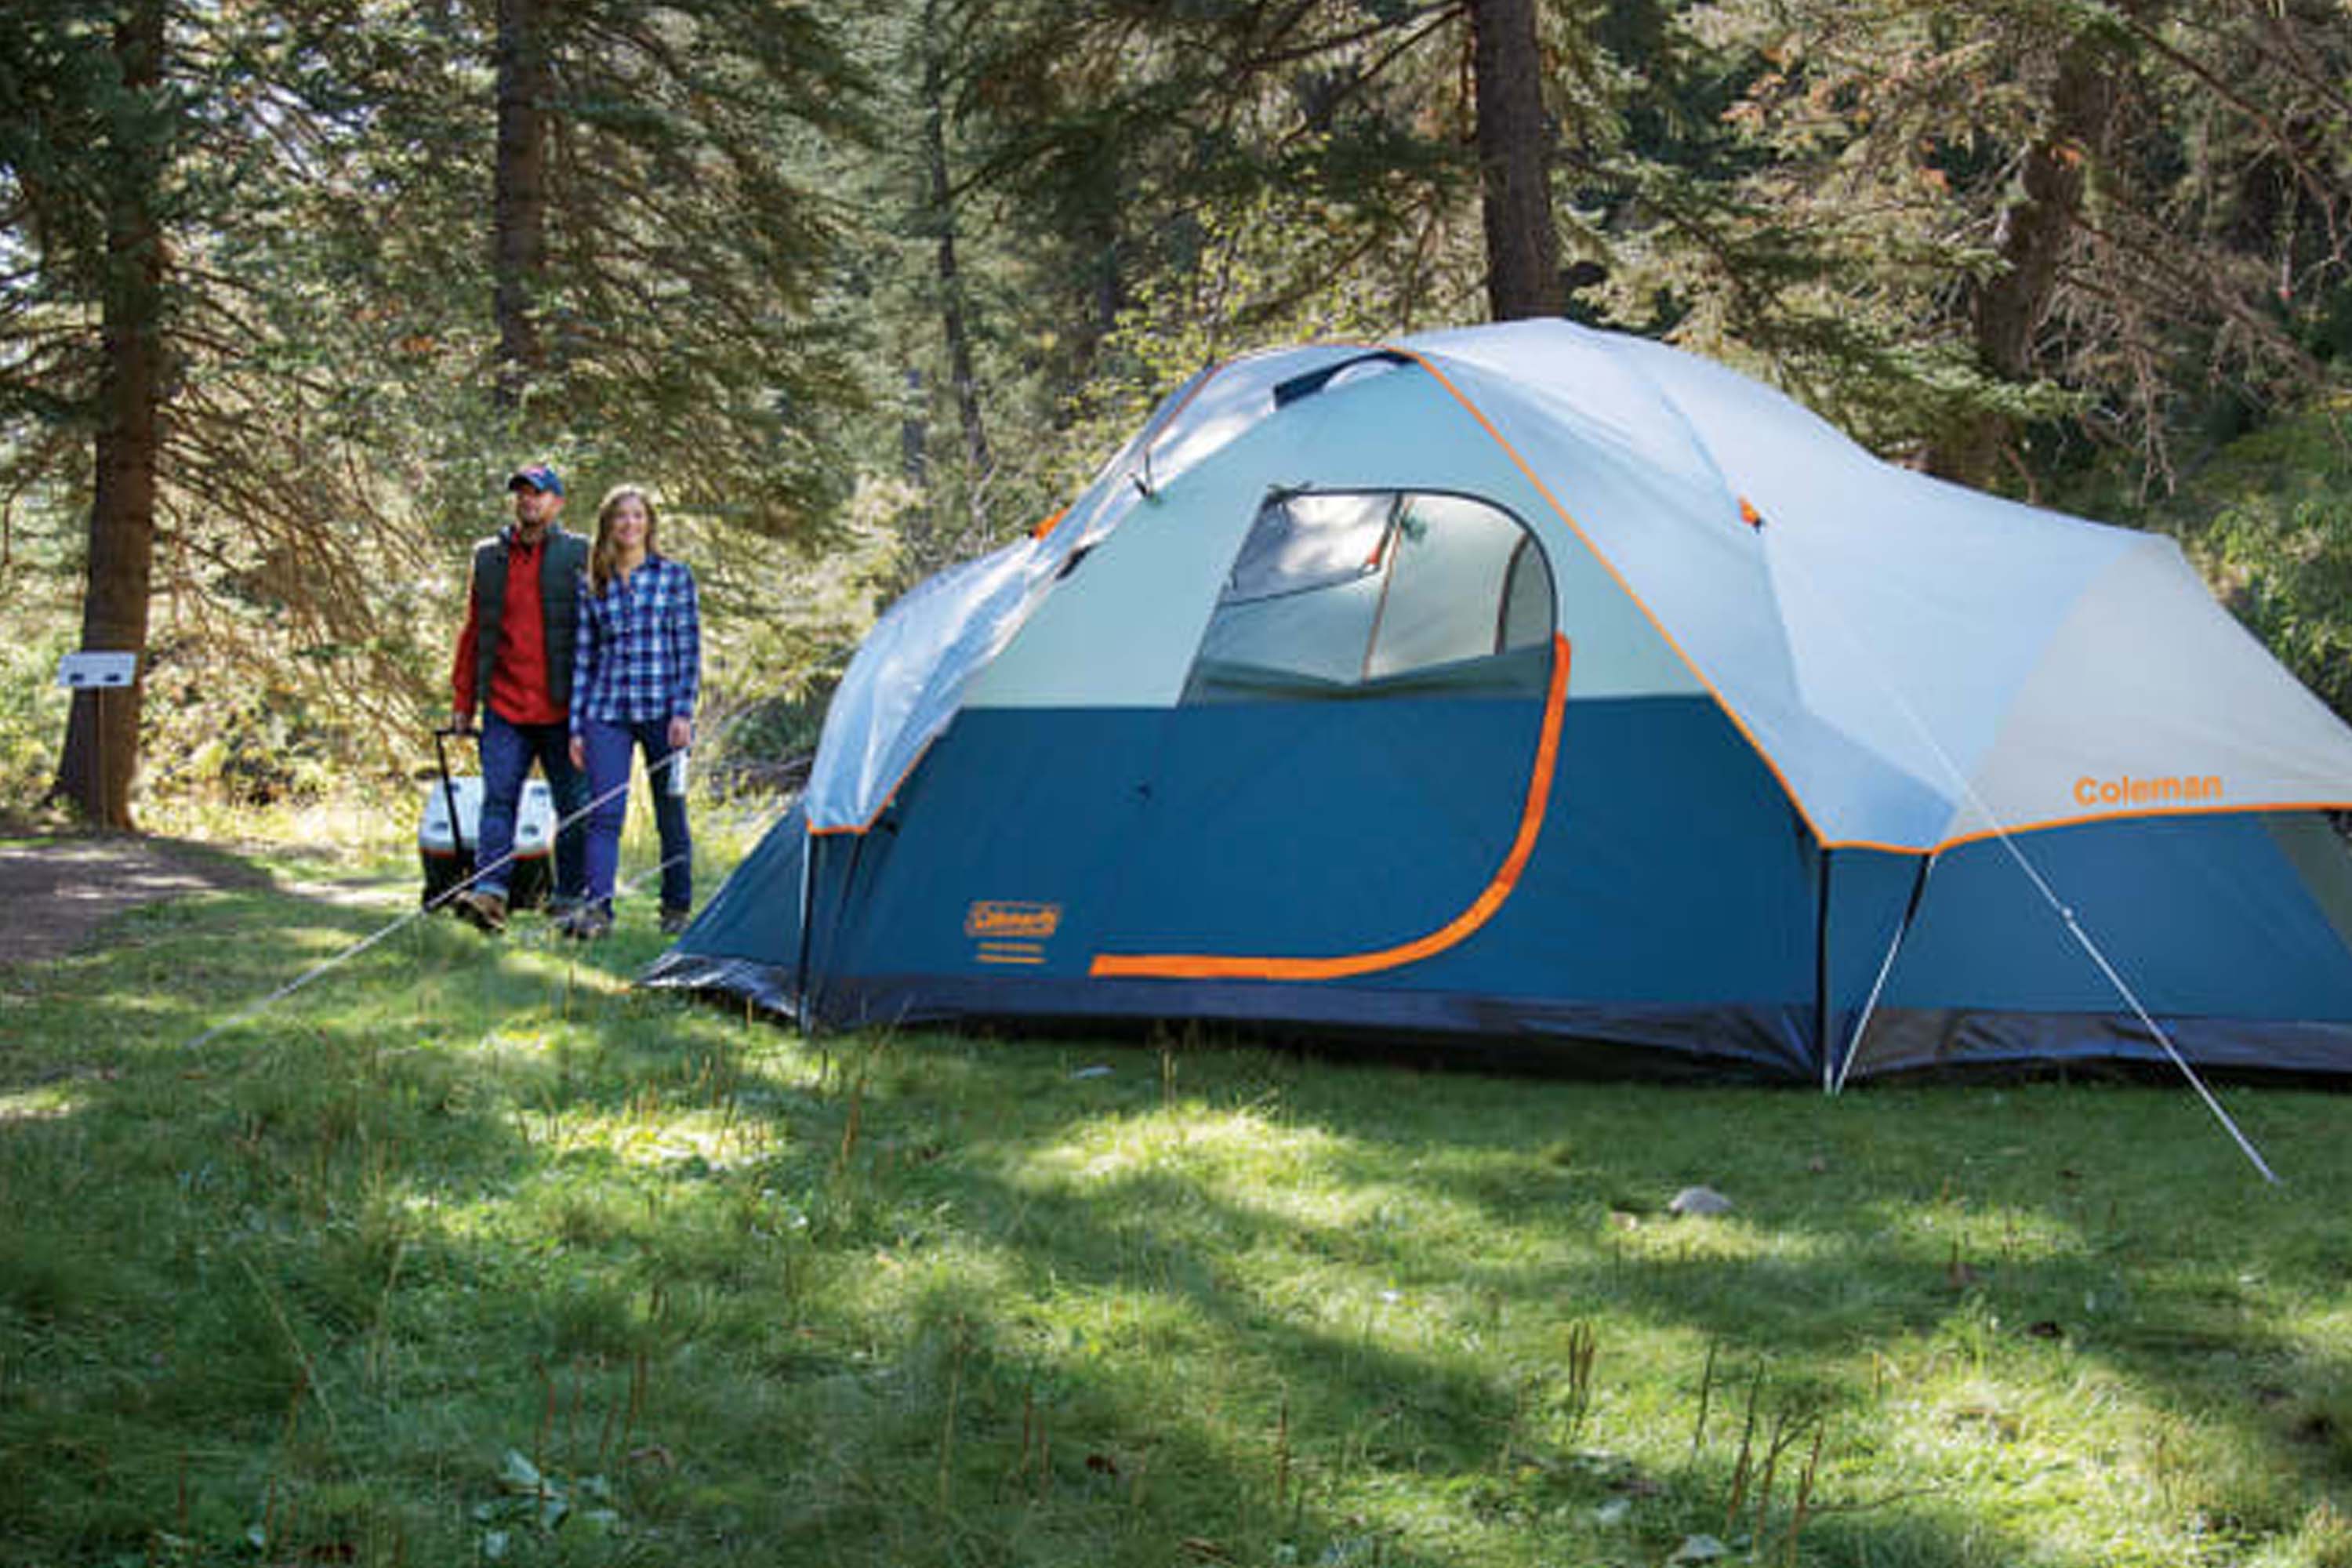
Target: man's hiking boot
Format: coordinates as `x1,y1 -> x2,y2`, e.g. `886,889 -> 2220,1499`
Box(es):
659,906 -> 692,936
557,902 -> 613,942
455,888 -> 509,934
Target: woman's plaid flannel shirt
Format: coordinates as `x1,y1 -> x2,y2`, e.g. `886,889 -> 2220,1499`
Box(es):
569,554 -> 701,730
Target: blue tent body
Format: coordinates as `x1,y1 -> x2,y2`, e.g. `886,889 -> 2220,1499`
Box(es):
648,324 -> 2352,1080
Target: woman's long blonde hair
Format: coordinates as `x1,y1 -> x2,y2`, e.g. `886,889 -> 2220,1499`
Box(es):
589,485 -> 660,595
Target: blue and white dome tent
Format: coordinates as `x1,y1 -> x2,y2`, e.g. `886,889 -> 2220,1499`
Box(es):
648,321 -> 2352,1092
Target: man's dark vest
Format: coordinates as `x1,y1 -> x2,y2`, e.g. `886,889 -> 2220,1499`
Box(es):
470,524 -> 589,714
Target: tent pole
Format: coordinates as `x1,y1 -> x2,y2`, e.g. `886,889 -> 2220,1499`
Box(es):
1814,842 -> 1835,1094
1759,541 -> 2279,1180
793,826 -> 818,1036
1833,853 -> 1936,1096
805,829 -> 872,1036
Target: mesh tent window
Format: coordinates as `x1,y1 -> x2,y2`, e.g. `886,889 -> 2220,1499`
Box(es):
1184,490 -> 1555,703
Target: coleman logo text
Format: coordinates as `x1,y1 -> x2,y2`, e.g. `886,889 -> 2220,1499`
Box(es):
964,902 -> 1062,940
2073,773 -> 2224,808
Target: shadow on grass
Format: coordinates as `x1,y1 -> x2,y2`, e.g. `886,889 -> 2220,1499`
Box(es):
903,1031 -> 2352,1563
4,862 -> 2349,1565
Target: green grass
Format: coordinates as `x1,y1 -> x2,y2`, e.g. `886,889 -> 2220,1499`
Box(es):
5,814 -> 2352,1566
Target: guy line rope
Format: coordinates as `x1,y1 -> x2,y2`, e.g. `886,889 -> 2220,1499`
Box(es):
187,753 -> 707,1052
1778,545 -> 2281,1185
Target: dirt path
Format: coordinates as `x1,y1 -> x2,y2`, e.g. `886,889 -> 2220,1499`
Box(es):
0,836 -> 270,968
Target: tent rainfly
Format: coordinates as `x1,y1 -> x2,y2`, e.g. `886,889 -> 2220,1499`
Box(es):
647,321 -> 2352,1087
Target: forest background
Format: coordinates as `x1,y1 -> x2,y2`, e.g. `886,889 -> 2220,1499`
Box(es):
3,0 -> 2350,829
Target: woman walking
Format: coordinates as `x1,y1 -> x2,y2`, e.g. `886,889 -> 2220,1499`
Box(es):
564,484 -> 700,938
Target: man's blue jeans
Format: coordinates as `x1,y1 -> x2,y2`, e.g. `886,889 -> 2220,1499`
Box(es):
579,716 -> 692,913
475,713 -> 586,902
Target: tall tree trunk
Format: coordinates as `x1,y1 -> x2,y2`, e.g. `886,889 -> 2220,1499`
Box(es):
898,365 -> 937,580
493,0 -> 551,407
1928,20 -> 2135,486
1058,209 -> 1123,397
901,367 -> 928,487
51,0 -> 168,831
1470,0 -> 1563,321
920,6 -> 991,524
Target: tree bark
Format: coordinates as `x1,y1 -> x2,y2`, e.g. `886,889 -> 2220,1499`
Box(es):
1470,0 -> 1563,321
920,11 -> 992,525
51,0 -> 169,831
1928,20 -> 2132,486
493,0 -> 552,406
901,366 -> 928,487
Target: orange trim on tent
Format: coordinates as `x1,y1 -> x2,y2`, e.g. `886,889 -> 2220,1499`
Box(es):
811,356 -> 1261,838
812,345 -> 2347,866
1377,344 -> 1835,848
819,358 -> 1261,837
1372,347 -> 2352,861
1088,634 -> 1570,982
808,738 -> 938,837
1819,797 -> 2352,858
1033,356 -> 1236,543
1119,359 -> 1230,500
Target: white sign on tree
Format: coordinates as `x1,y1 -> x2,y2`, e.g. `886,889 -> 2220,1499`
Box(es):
56,652 -> 140,688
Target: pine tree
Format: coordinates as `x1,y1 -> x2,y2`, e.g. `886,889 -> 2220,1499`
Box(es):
2,0 -> 876,819
1472,0 -> 1566,319
920,1 -> 1609,492
1654,0 -> 2352,487
6,0 -> 176,826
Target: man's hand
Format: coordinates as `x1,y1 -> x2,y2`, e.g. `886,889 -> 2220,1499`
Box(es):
667,716 -> 693,751
568,735 -> 586,770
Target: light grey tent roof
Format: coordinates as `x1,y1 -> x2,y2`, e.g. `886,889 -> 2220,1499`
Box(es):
804,321 -> 2352,851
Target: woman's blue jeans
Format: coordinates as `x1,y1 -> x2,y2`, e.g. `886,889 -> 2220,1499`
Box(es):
579,716 -> 692,912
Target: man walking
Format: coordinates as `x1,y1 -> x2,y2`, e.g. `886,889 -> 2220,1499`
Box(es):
449,463 -> 590,931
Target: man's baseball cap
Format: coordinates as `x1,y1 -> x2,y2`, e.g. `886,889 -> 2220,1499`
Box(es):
506,463 -> 564,495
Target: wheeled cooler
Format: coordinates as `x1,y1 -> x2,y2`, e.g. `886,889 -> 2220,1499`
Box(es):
418,728 -> 556,910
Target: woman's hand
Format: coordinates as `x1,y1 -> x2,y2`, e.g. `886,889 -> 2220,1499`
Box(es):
568,735 -> 586,770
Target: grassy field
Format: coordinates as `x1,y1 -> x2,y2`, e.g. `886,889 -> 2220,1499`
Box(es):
4,810 -> 2352,1567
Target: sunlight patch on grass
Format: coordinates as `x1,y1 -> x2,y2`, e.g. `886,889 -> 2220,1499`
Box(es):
575,1108 -> 782,1174
1025,1103 -> 1344,1188
245,918 -> 389,958
473,1018 -> 564,1058
142,793 -> 418,857
536,954 -> 639,998
0,1082 -> 85,1122
9,822 -> 2352,1567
